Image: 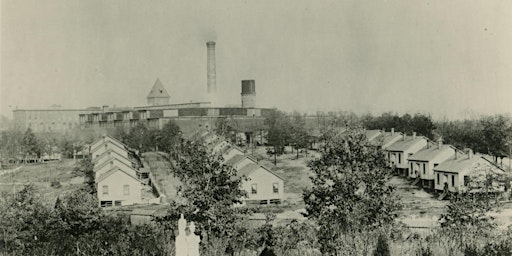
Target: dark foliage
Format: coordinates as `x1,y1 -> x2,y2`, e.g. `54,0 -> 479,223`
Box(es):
304,127 -> 401,254
363,112 -> 436,139
373,233 -> 390,256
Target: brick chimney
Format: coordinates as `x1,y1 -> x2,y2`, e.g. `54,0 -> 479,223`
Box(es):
206,41 -> 217,104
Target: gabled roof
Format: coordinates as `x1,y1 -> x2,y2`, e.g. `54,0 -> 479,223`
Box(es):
147,78 -> 170,98
90,135 -> 126,151
434,155 -> 506,174
91,140 -> 127,154
92,149 -> 134,165
238,163 -> 284,181
408,144 -> 455,162
93,156 -> 135,172
96,166 -> 139,183
386,136 -> 427,152
220,145 -> 245,156
365,130 -> 382,142
224,154 -> 252,166
371,132 -> 403,148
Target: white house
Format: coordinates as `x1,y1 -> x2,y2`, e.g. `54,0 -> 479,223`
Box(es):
386,132 -> 428,176
90,141 -> 129,160
238,163 -> 285,205
97,166 -> 142,207
92,149 -> 134,167
224,154 -> 258,171
221,146 -> 245,161
433,151 -> 506,194
90,135 -> 126,152
371,128 -> 404,150
365,130 -> 382,142
407,140 -> 456,188
94,157 -> 138,179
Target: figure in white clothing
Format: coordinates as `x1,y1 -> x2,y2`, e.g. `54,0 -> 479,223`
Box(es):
175,214 -> 188,256
187,222 -> 200,256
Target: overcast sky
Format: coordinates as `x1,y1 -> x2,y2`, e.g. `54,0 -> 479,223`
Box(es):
1,0 -> 511,120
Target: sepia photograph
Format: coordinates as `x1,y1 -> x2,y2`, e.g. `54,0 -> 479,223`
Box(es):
1,1 -> 511,255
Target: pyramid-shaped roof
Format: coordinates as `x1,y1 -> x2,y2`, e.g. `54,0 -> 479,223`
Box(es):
147,78 -> 170,98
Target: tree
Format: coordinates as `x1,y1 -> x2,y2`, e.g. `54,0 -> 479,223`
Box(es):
439,192 -> 498,249
410,113 -> 436,139
481,115 -> 512,162
126,123 -> 149,152
215,117 -> 236,143
171,141 -> 250,251
0,184 -> 55,252
303,128 -> 401,254
0,128 -> 23,161
158,120 -> 181,156
21,128 -> 42,160
264,110 -> 292,165
290,112 -> 310,159
53,189 -> 103,253
73,157 -> 95,194
363,112 -> 436,139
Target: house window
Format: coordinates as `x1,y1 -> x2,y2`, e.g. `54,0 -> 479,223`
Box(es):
464,176 -> 470,186
451,175 -> 455,187
114,201 -> 122,206
102,185 -> 109,195
423,164 -> 426,175
273,183 -> 279,194
123,185 -> 130,195
437,174 -> 440,184
251,184 -> 257,194
398,154 -> 401,164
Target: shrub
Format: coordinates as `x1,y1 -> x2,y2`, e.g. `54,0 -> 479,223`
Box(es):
373,233 -> 390,256
50,180 -> 61,188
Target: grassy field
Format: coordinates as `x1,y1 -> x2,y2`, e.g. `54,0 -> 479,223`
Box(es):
0,159 -> 85,204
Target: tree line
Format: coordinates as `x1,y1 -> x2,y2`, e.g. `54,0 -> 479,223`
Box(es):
261,110 -> 511,165
112,121 -> 181,155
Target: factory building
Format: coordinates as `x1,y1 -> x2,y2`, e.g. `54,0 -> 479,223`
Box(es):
79,41 -> 273,135
12,41 -> 272,136
12,107 -> 100,133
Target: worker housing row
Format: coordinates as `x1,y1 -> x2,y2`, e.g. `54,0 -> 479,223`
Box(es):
366,129 -> 507,198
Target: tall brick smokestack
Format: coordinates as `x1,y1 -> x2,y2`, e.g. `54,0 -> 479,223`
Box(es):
206,41 -> 216,103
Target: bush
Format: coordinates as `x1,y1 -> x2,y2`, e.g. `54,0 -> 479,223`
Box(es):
418,245 -> 433,256
373,233 -> 390,256
50,180 -> 61,188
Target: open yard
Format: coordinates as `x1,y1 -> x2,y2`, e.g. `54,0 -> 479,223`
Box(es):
251,146 -> 318,206
0,159 -> 85,204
